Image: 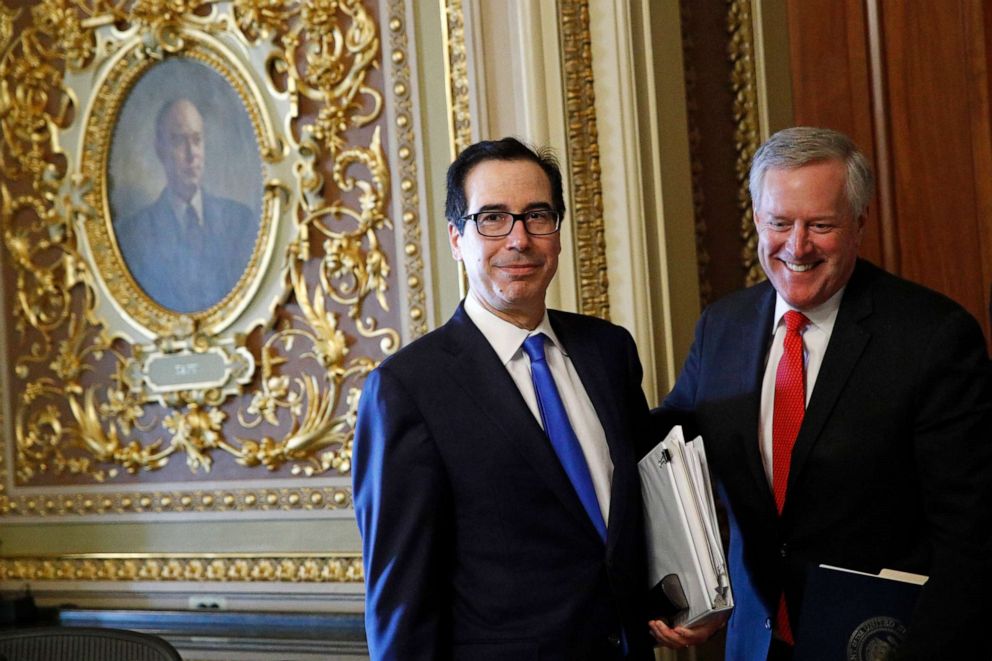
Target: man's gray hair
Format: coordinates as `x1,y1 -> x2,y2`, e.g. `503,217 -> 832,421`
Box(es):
749,126 -> 875,218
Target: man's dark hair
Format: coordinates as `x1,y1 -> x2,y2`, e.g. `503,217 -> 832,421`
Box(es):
445,137 -> 566,233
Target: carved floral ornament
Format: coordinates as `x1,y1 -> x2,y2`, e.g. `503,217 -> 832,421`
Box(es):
0,0 -> 402,510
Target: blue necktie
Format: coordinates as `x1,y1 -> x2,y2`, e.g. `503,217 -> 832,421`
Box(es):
522,334 -> 607,542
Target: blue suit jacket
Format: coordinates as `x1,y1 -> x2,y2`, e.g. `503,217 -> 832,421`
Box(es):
115,189 -> 258,313
353,304 -> 655,661
658,260 -> 992,660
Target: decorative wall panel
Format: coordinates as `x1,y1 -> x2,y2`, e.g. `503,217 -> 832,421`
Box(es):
727,0 -> 762,287
787,0 -> 992,345
441,0 -> 472,160
0,0 -> 429,538
559,0 -> 610,319
0,552 -> 362,583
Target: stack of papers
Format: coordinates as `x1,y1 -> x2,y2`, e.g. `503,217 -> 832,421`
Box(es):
638,425 -> 733,627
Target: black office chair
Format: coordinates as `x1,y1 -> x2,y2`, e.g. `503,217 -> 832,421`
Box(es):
0,626 -> 181,660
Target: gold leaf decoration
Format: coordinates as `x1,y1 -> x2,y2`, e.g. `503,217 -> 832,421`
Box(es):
727,0 -> 764,285
0,553 -> 364,583
0,0 -> 399,496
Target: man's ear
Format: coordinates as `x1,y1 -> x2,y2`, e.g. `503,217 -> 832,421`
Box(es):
448,223 -> 463,261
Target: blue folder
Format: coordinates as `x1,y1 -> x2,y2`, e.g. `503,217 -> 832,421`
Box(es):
793,565 -> 923,661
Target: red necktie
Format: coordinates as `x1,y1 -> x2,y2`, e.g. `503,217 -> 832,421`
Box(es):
772,309 -> 809,644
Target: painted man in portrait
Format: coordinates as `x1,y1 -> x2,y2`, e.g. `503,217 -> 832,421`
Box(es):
115,97 -> 258,313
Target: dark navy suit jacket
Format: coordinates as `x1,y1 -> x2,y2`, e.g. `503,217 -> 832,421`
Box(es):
115,189 -> 257,313
658,260 -> 992,660
353,304 -> 655,660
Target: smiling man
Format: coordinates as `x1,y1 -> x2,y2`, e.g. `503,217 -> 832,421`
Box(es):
653,127 -> 992,660
353,138 -> 655,660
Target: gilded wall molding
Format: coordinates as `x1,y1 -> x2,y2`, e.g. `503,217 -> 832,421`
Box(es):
728,0 -> 764,285
0,484 -> 351,518
0,553 -> 363,583
679,0 -> 713,308
559,0 -> 610,320
386,0 -> 429,340
441,0 -> 471,298
441,0 -> 472,159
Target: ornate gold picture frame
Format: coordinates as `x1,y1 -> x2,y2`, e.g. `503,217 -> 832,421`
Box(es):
68,17 -> 293,403
0,1 -> 412,519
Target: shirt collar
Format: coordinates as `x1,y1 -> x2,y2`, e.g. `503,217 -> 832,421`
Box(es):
463,292 -> 567,365
772,286 -> 845,334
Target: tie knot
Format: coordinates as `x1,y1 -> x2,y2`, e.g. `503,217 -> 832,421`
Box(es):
522,333 -> 548,364
783,310 -> 810,334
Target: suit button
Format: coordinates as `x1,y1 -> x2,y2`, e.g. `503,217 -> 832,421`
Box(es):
764,618 -> 772,630
607,633 -> 621,648
779,543 -> 788,558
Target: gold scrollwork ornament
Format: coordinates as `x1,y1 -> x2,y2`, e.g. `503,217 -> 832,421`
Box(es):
1,1 -> 399,490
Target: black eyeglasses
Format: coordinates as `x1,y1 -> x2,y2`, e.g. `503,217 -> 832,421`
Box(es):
460,209 -> 561,237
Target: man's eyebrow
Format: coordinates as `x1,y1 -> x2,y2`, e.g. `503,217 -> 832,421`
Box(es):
766,214 -> 840,222
475,202 -> 554,212
476,203 -> 509,212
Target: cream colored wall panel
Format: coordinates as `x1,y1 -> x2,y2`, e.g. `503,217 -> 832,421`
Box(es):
587,0 -> 658,400
467,0 -> 578,314
590,0 -> 698,398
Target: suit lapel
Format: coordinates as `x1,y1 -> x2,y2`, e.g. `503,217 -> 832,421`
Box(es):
784,264 -> 873,515
442,305 -> 603,541
549,312 -> 630,552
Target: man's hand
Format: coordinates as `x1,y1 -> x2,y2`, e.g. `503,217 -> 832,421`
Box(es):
648,611 -> 729,649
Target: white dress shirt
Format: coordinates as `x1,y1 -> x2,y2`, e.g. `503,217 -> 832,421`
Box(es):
758,288 -> 844,485
464,293 -> 614,523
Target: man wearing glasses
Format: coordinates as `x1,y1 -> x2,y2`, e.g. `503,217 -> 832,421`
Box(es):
353,137 -> 655,660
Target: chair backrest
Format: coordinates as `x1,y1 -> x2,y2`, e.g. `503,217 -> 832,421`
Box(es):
0,626 -> 181,661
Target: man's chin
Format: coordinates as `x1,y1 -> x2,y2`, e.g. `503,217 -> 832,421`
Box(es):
496,282 -> 547,306
767,272 -> 822,306
778,286 -> 831,310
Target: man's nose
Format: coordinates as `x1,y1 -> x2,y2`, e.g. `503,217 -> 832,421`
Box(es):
504,218 -> 532,249
786,223 -> 812,255
182,140 -> 198,160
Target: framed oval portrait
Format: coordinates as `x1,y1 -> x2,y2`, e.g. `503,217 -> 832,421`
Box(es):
71,29 -> 299,399
107,57 -> 264,315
